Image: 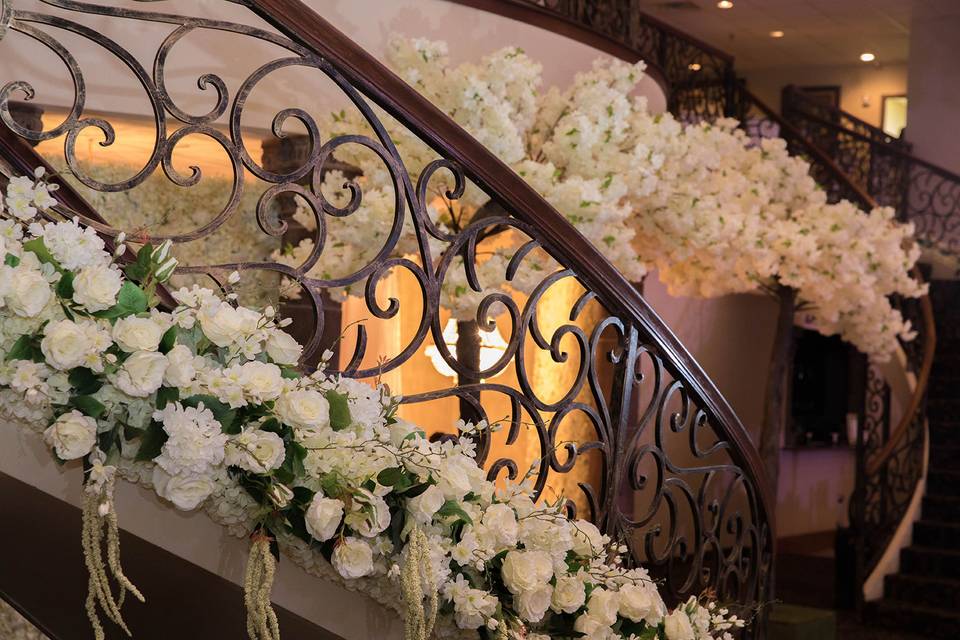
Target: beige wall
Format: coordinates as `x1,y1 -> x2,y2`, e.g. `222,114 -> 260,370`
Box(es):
745,63 -> 908,128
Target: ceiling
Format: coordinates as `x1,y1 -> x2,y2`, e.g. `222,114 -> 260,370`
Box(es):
639,0 -> 922,71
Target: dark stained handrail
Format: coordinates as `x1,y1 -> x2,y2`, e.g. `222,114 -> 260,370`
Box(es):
245,0 -> 774,538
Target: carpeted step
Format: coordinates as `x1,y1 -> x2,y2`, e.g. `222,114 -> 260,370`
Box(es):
767,604 -> 836,640
867,600 -> 960,639
885,573 -> 960,610
901,546 -> 960,579
913,520 -> 960,550
929,445 -> 960,470
927,469 -> 960,496
923,495 -> 960,523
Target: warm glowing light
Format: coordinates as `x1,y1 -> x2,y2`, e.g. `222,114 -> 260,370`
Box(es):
717,1 -> 733,8
770,30 -> 785,38
688,62 -> 702,71
860,52 -> 876,62
426,319 -> 509,380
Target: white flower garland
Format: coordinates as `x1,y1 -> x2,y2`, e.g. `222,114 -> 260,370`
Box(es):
0,170 -> 744,640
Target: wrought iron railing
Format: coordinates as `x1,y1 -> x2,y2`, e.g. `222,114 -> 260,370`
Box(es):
783,86 -> 960,254
445,0 -> 938,612
0,0 -> 773,630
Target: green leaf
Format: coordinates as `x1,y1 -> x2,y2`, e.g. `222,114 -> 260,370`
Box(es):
5,335 -> 38,361
68,368 -> 102,396
325,390 -> 351,431
71,395 -> 106,418
4,253 -> 20,267
135,420 -> 168,462
377,467 -> 406,487
123,244 -> 153,282
181,394 -> 237,434
436,499 -> 473,525
56,271 -> 75,299
155,386 -> 179,410
158,326 -> 178,354
280,367 -> 301,380
320,473 -> 343,499
22,237 -> 60,270
116,281 -> 148,314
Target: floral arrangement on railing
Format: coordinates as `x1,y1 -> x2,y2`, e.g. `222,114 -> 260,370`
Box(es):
0,172 -> 745,640
274,36 -> 923,361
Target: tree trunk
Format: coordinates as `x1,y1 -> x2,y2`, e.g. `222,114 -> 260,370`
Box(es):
759,287 -> 797,495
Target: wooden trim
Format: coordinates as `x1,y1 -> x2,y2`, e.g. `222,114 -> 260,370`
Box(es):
0,471 -> 344,640
246,0 -> 774,533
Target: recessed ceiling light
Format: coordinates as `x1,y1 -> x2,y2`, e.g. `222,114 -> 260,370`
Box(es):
688,62 -> 702,71
717,0 -> 733,8
860,52 -> 876,62
770,30 -> 785,38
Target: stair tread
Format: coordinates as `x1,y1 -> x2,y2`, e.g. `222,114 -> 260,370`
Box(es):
906,545 -> 960,557
874,599 -> 960,619
889,573 -> 960,587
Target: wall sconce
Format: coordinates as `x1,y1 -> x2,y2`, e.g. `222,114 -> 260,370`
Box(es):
426,318 -> 509,381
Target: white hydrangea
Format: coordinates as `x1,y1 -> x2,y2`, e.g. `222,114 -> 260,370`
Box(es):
153,402 -> 228,476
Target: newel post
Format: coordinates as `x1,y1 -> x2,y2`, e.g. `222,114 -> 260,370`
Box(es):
758,285 -> 797,494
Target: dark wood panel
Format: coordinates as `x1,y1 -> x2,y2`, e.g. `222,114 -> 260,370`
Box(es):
0,472 -> 344,640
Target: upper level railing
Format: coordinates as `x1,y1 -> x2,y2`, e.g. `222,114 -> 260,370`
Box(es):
0,0 -> 773,626
783,85 -> 960,255
445,0 -> 937,607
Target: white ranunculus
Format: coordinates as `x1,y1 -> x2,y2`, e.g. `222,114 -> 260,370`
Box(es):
225,430 -> 286,474
112,316 -> 164,352
111,350 -> 167,397
551,575 -> 586,614
515,584 -> 552,623
265,329 -> 302,365
618,583 -> 665,625
407,484 -> 445,525
586,588 -> 620,627
152,467 -> 215,511
480,503 -> 518,548
72,264 -> 122,312
42,410 -> 97,460
163,344 -> 197,387
572,519 -> 604,557
345,488 -> 391,538
239,361 -> 283,402
275,388 -> 329,431
663,609 -> 696,640
41,320 -> 93,370
332,537 -> 374,579
500,549 -> 553,595
304,493 -> 344,542
7,266 -> 51,317
198,301 -> 261,347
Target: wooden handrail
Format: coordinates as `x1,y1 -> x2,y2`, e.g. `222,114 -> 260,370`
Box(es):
246,0 -> 774,531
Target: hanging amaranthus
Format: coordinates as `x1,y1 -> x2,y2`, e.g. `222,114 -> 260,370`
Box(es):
81,472 -> 144,639
400,527 -> 438,640
244,532 -> 281,640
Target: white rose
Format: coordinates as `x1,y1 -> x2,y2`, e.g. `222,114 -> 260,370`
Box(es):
265,329 -> 302,365
501,549 -> 553,595
152,467 -> 214,511
436,453 -> 485,500
480,503 -> 518,548
239,361 -> 283,402
111,350 -> 167,397
586,588 -> 620,627
516,584 -> 552,623
618,583 -> 665,625
332,537 -> 374,579
275,389 -> 329,430
72,264 -> 122,312
163,344 -> 197,387
305,493 -> 344,542
345,489 -> 391,538
41,320 -> 93,370
7,266 -> 51,317
388,417 -> 421,447
551,575 -> 586,614
663,609 -> 696,640
407,484 -> 445,525
112,316 -> 164,352
199,301 -> 260,347
42,410 -> 97,460
572,519 -> 604,557
267,483 -> 294,509
573,614 -> 616,639
226,430 -> 286,474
